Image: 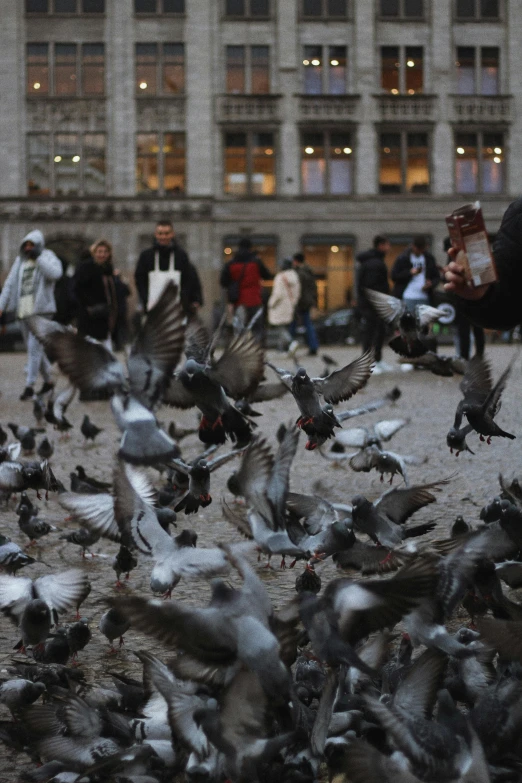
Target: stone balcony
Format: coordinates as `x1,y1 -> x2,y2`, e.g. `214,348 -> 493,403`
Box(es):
376,94 -> 437,123
216,94 -> 282,124
25,97 -> 106,132
297,94 -> 361,122
449,94 -> 512,124
136,96 -> 186,130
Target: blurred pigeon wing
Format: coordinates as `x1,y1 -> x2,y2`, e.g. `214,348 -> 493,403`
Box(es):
28,316 -> 125,394
221,501 -> 254,539
334,428 -> 369,449
267,427 -> 299,523
167,547 -> 229,580
484,358 -> 515,417
34,569 -> 90,616
128,282 -> 186,409
184,319 -> 211,363
0,575 -> 33,620
0,462 -> 26,492
162,377 -> 196,409
364,289 -> 403,326
416,305 -> 446,329
209,331 -> 264,400
250,381 -> 289,403
374,419 -> 409,442
460,356 -> 493,402
375,478 -> 450,525
58,492 -> 119,541
312,350 -> 374,405
234,437 -> 274,506
350,447 -> 379,473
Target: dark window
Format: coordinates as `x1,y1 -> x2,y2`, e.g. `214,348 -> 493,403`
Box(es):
456,0 -> 476,14
381,0 -> 423,14
226,46 -> 245,93
303,0 -> 346,16
455,130 -> 503,193
482,47 -> 499,94
303,0 -> 322,14
251,46 -> 270,93
301,130 -> 353,195
54,0 -> 76,11
82,44 -> 104,95
481,0 -> 499,16
226,0 -> 245,12
380,0 -> 400,14
404,0 -> 423,15
224,131 -> 276,195
456,0 -> 499,17
225,0 -> 269,15
27,43 -> 49,95
135,0 -> 157,11
379,131 -> 430,193
381,46 -> 399,93
163,0 -> 184,10
327,0 -> 347,15
82,0 -> 104,10
456,46 -> 475,94
55,43 -> 77,96
251,0 -> 269,13
26,0 -> 49,11
163,43 -> 184,93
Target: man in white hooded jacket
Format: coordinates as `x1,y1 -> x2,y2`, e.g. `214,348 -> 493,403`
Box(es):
0,230 -> 62,400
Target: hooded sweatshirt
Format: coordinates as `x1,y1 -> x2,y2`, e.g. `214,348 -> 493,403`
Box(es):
0,230 -> 62,317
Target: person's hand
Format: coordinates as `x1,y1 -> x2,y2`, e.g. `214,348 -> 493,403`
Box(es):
443,249 -> 491,302
422,280 -> 432,291
410,266 -> 420,275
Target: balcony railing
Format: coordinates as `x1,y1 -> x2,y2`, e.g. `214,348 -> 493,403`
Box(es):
216,94 -> 281,123
25,97 -> 106,131
136,96 -> 186,130
376,94 -> 436,122
297,95 -> 361,122
449,95 -> 512,124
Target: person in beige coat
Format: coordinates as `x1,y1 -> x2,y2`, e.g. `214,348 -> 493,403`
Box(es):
267,259 -> 301,353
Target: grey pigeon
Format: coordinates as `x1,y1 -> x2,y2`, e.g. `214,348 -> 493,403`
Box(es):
99,607 -> 130,652
461,355 -> 516,443
168,448 -> 244,514
18,507 -> 56,545
0,534 -> 36,573
80,414 -> 103,443
59,527 -> 101,557
0,678 -> 45,715
36,436 -> 53,461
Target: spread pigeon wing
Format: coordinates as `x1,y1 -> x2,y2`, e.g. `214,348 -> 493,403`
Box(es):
374,419 -> 410,442
0,462 -> 26,492
460,356 -> 493,403
33,569 -> 90,616
27,316 -> 126,395
375,478 -> 451,525
334,428 -> 369,449
249,381 -> 289,403
58,492 -> 119,541
208,331 -> 264,400
416,305 -> 446,329
127,281 -> 186,409
350,447 -> 380,473
184,319 -> 212,363
162,376 -> 196,409
0,575 -> 34,621
484,357 -> 515,417
364,289 -> 403,326
312,350 -> 374,405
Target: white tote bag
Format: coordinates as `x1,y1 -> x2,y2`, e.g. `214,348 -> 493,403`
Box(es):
147,250 -> 181,310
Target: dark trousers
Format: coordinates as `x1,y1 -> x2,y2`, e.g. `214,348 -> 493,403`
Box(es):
290,309 -> 319,352
360,309 -> 385,362
456,314 -> 485,360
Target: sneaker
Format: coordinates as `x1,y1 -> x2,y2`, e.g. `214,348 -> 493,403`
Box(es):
400,363 -> 414,372
307,349 -> 318,356
287,340 -> 299,357
36,381 -> 54,395
372,365 -> 384,375
19,386 -> 34,401
374,360 -> 394,373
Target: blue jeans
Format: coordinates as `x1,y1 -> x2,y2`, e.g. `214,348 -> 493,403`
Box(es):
290,309 -> 319,352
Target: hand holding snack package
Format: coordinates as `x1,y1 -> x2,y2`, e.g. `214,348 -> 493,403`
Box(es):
445,202 -> 498,288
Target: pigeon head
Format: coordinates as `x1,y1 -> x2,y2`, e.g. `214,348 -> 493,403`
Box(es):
446,427 -> 474,455
480,496 -> 503,522
350,495 -> 371,516
332,522 -> 356,544
184,359 -> 201,379
175,529 -> 198,548
401,310 -> 417,330
294,368 -> 309,384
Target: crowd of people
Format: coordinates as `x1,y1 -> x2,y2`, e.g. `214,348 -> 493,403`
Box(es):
1,195 -> 521,398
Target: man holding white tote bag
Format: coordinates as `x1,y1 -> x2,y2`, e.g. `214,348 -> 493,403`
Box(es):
135,219 -> 203,316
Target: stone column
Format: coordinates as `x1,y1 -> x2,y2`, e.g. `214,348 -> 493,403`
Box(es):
277,0 -> 299,196
353,1 -> 377,194
185,0 -> 214,196
506,0 -> 522,194
431,0 -> 453,195
106,0 -> 135,196
0,0 -> 24,196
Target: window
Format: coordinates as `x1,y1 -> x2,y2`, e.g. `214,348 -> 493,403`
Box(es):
136,44 -> 184,95
455,131 -> 504,193
224,132 -> 276,195
301,131 -> 353,195
225,46 -> 269,94
26,0 -> 105,11
379,0 -> 424,17
456,0 -> 499,17
225,0 -> 270,17
301,237 -> 355,310
27,133 -> 106,196
381,46 -> 423,94
456,47 -> 499,94
136,132 -> 185,195
302,0 -> 348,17
303,46 -> 348,95
26,43 -> 105,96
134,0 -> 185,12
379,131 -> 430,193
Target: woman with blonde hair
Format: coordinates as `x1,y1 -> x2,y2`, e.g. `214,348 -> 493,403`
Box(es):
73,239 -> 117,350
267,258 -> 301,354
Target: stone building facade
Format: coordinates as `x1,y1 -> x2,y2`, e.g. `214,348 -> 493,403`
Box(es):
0,0 -> 519,314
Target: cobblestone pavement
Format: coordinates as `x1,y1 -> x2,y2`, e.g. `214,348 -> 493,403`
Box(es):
0,343 -> 521,781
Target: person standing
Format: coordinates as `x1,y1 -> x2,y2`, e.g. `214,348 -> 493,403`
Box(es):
73,239 -> 118,350
135,219 -> 203,316
442,237 -> 485,360
290,252 -> 319,356
355,235 -> 391,372
267,259 -> 301,353
391,235 -> 440,311
0,229 -> 62,400
220,238 -> 273,339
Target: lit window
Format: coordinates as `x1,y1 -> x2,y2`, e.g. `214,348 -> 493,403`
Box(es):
54,44 -> 77,96
163,43 -> 184,94
82,44 -> 104,95
381,46 -> 423,94
456,47 -> 499,95
455,131 -> 504,193
27,133 -> 106,195
226,46 -> 269,94
379,131 -> 430,194
136,43 -> 184,95
301,131 -> 353,195
27,44 -> 49,95
224,132 -> 276,196
136,132 -> 185,195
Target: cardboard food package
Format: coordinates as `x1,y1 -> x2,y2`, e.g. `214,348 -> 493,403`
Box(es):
445,201 -> 497,287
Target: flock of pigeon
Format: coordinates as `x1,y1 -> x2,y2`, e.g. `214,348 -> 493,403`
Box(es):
0,281 -> 520,782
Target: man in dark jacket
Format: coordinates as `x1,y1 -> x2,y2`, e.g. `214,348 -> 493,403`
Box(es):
391,235 -> 440,308
444,196 -> 522,330
290,252 -> 319,356
220,238 -> 272,339
135,220 -> 203,316
356,235 -> 390,368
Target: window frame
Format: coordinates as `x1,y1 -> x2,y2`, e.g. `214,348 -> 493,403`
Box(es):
25,0 -> 105,13
300,128 -> 354,196
135,43 -> 185,96
223,129 -> 277,197
455,45 -> 500,95
380,45 -> 424,94
378,0 -> 426,20
301,44 -> 349,95
454,129 -> 505,194
378,127 -> 432,195
26,42 -> 105,97
225,45 -> 270,94
136,131 -> 186,197
133,0 -> 185,15
300,0 -> 349,20
223,0 -> 271,19
26,132 -> 106,197
454,0 -> 501,20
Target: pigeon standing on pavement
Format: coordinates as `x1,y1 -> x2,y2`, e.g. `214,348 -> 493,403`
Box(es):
80,414 -> 103,444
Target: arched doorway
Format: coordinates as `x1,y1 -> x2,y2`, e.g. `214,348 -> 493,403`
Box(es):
46,233 -> 92,268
